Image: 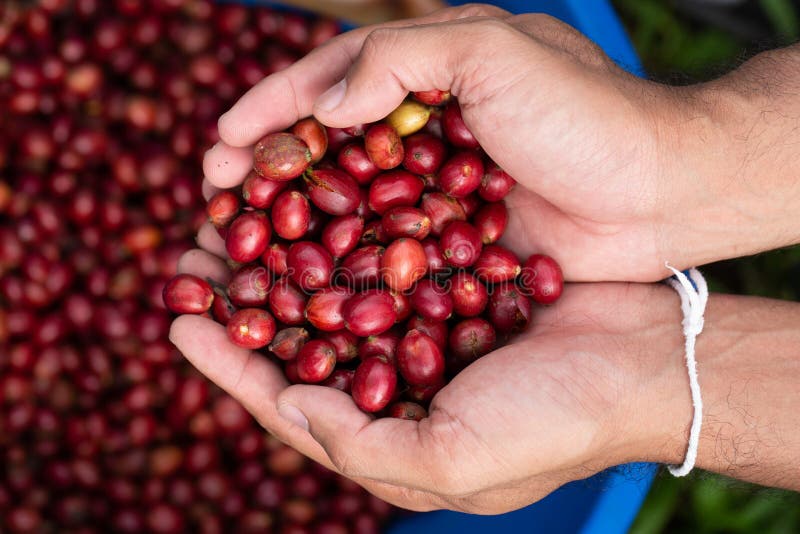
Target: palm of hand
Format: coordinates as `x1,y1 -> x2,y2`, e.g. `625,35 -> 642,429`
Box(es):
410,283 -> 658,509
501,185 -> 663,283
414,337 -> 617,509
171,251 -> 672,513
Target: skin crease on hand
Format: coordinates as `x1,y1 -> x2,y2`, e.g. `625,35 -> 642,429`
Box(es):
173,3 -> 800,513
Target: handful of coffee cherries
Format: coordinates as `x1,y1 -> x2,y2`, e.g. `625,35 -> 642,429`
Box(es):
164,92 -> 563,418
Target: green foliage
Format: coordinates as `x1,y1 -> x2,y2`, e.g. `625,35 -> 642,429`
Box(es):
612,1 -> 800,532
760,0 -> 800,41
631,473 -> 800,533
614,0 -> 741,79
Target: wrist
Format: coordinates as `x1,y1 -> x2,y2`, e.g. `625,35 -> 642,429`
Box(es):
693,295 -> 800,489
601,283 -> 692,467
653,47 -> 800,269
616,290 -> 800,490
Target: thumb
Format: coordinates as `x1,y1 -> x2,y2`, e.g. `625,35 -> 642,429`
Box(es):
312,15 -> 520,127
277,384 -> 438,489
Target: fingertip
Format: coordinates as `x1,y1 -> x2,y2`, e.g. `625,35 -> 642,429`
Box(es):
201,178 -> 221,201
176,248 -> 232,285
196,222 -> 228,259
216,112 -> 236,145
168,314 -> 189,345
202,142 -> 254,188
169,314 -> 229,353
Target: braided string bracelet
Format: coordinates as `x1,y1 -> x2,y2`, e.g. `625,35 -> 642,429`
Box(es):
664,263 -> 708,477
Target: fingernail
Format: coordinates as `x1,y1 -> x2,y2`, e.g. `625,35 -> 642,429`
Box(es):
278,404 -> 309,432
316,79 -> 347,112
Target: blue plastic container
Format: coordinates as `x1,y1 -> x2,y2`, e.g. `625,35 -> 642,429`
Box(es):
475,0 -> 645,76
234,0 -> 655,532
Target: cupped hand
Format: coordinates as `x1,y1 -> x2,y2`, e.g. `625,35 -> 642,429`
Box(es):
202,3 -> 745,282
171,245 -> 690,513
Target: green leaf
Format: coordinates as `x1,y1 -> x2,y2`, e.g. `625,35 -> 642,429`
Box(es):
760,0 -> 800,41
629,474 -> 683,534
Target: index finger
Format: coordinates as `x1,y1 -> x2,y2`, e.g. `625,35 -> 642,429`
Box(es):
217,3 -> 510,147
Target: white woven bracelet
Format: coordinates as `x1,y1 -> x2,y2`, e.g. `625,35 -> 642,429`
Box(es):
664,263 -> 708,477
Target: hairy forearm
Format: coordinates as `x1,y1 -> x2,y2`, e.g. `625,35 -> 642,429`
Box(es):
695,294 -> 800,489
642,293 -> 800,490
655,44 -> 800,267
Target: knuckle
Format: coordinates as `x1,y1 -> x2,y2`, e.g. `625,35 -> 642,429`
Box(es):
508,12 -> 561,31
456,3 -> 510,19
327,445 -> 357,477
362,27 -> 398,58
468,17 -> 516,44
529,12 -> 559,25
511,13 -> 611,69
273,71 -> 302,123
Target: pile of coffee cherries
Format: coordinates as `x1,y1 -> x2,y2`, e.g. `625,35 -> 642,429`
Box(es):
1,1 -> 393,532
164,94 -> 563,416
